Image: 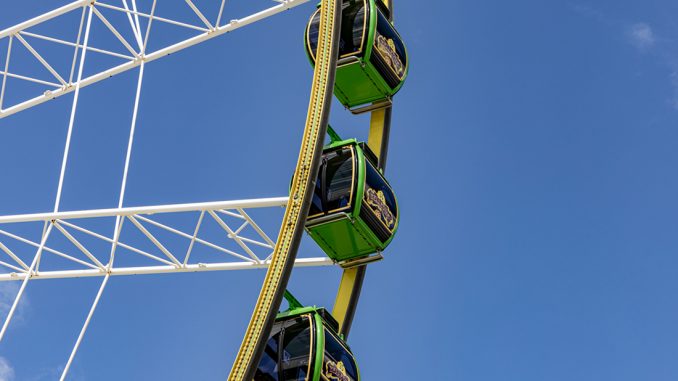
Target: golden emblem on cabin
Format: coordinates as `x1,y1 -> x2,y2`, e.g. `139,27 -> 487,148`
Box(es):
365,187 -> 396,230
324,360 -> 353,381
375,34 -> 405,78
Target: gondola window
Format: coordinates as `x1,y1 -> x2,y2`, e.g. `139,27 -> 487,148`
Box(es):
324,148 -> 354,213
323,328 -> 359,381
255,324 -> 282,380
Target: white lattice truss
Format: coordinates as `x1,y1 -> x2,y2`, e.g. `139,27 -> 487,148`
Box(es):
0,0 -> 311,118
0,197 -> 332,283
0,1 -> 329,379
0,197 -> 333,378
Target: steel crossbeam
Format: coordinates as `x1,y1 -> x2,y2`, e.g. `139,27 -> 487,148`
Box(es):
0,197 -> 333,283
0,0 -> 311,118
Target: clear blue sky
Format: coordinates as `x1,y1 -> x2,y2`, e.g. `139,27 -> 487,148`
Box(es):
1,0 -> 678,380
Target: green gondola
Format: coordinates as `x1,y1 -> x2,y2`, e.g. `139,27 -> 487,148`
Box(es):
255,292 -> 360,381
305,137 -> 398,265
305,0 -> 409,114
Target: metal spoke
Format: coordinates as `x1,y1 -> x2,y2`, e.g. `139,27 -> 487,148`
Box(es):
14,34 -> 67,86
209,211 -> 260,262
20,31 -> 135,60
185,0 -> 214,30
0,241 -> 29,270
0,224 -> 53,342
0,35 -> 12,110
53,222 -> 106,269
127,216 -> 182,267
183,211 -> 205,265
91,6 -> 139,57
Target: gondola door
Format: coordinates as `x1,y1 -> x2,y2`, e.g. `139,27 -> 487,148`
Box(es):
255,315 -> 315,381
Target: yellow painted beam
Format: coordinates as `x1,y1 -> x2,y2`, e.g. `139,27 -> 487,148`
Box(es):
368,108 -> 386,157
332,266 -> 359,326
228,0 -> 342,378
333,0 -> 394,336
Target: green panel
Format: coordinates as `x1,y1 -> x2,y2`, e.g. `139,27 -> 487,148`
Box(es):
307,217 -> 378,262
334,61 -> 394,108
313,313 -> 325,381
364,0 -> 377,61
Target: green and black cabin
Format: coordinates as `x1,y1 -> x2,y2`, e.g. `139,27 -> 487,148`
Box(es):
305,0 -> 408,113
305,138 -> 399,264
255,304 -> 360,381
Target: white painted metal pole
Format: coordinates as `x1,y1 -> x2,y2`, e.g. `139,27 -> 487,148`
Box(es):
68,6 -> 87,84
132,216 -> 259,262
130,0 -> 143,46
0,257 -> 335,282
121,0 -> 143,50
59,59 -> 148,377
0,1 -> 88,39
142,0 -> 157,54
183,211 -> 205,265
14,34 -> 67,85
59,273 -> 110,381
0,197 -> 289,224
128,215 -> 182,266
21,31 -> 135,60
0,241 -> 28,271
117,63 -> 144,210
0,35 -> 13,110
0,261 -> 24,273
91,7 -> 139,57
216,0 -> 227,28
54,5 -> 93,213
209,211 -> 260,262
52,222 -> 106,269
185,0 -> 214,30
238,208 -> 276,247
0,224 -> 53,342
0,71 -> 60,87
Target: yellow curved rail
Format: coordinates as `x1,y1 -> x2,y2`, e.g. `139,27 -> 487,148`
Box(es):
227,0 -> 342,379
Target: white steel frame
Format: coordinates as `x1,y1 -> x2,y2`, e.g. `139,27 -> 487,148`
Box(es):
0,1 -> 327,379
0,197 -> 334,380
0,197 -> 333,378
0,0 -> 311,119
0,197 -> 333,283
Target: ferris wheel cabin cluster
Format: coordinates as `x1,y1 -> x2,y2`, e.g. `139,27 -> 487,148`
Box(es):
255,0 -> 408,380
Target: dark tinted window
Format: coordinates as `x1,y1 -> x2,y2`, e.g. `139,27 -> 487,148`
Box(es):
281,318 -> 313,380
323,329 -> 359,381
363,160 -> 397,231
255,317 -> 313,381
309,147 -> 355,218
309,177 -> 323,217
339,1 -> 367,57
255,322 -> 282,381
307,1 -> 367,60
324,147 -> 354,212
372,10 -> 407,80
307,11 -> 320,59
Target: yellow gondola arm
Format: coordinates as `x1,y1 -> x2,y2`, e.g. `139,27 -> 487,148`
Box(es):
368,108 -> 386,157
333,0 -> 394,337
333,267 -> 359,326
384,0 -> 393,12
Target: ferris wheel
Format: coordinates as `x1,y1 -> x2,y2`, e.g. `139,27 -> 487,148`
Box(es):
0,0 -> 408,379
